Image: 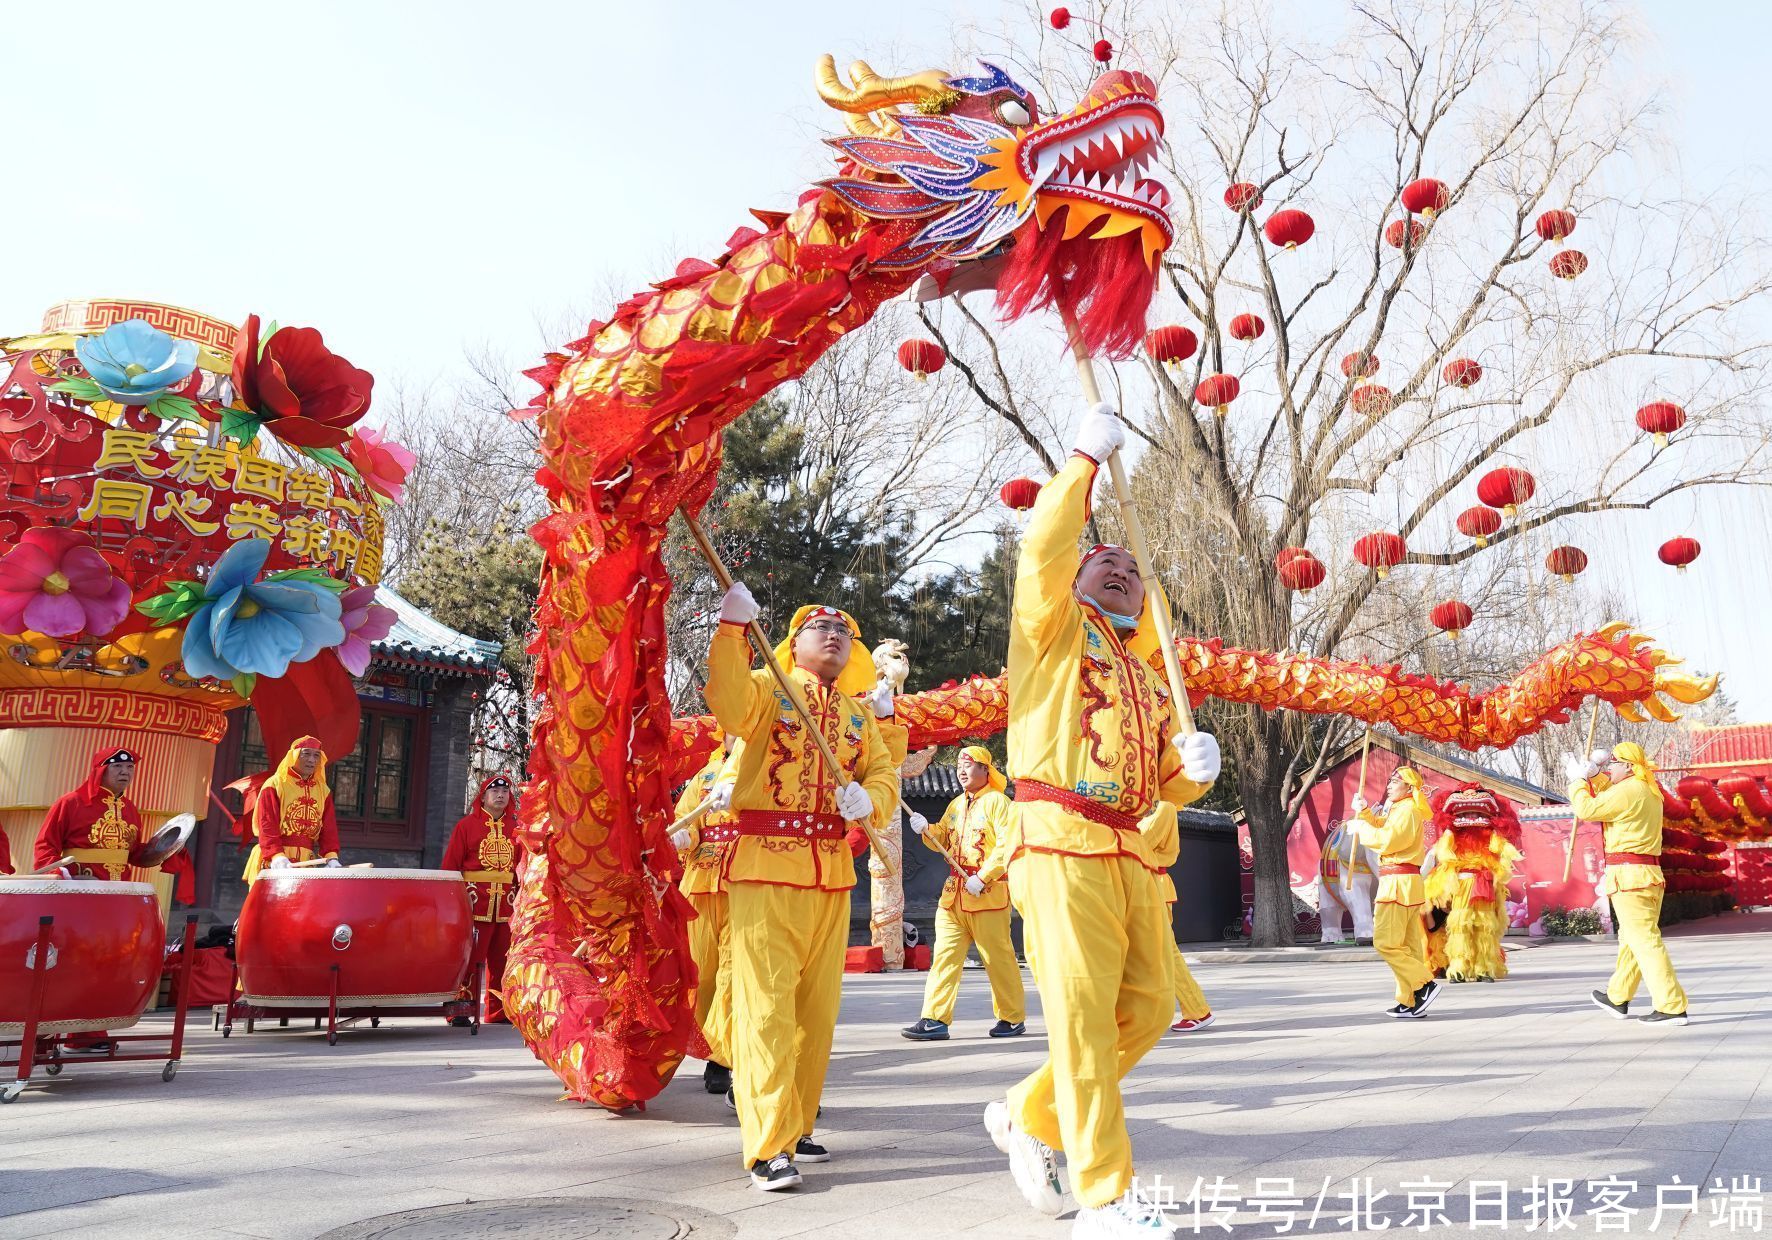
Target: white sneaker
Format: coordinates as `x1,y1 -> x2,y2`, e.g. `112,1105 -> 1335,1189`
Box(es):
1004,1117 -> 1064,1215
984,1100 -> 1011,1153
1074,1186 -> 1178,1238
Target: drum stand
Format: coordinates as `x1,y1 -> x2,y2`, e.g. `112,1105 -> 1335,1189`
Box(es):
3,914 -> 199,1104
221,961 -> 480,1046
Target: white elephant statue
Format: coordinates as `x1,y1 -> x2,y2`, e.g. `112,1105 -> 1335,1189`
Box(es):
1317,819 -> 1379,944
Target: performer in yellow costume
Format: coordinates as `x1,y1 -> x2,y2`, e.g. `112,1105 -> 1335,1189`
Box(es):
984,405 -> 1220,1240
1566,742 -> 1689,1024
670,733 -> 740,1096
1349,767 -> 1442,1018
704,591 -> 898,1191
1139,801 -> 1214,1032
902,746 -> 1026,1041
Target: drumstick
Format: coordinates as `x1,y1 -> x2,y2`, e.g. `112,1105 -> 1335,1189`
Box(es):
670,794 -> 716,836
23,855 -> 76,876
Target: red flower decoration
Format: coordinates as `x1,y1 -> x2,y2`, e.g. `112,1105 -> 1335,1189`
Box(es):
232,315 -> 375,450
1093,39 -> 1113,62
344,427 -> 418,503
1049,6 -> 1071,28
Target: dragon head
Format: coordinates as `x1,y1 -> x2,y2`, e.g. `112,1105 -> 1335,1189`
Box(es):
817,56 -> 1173,356
1431,783 -> 1523,848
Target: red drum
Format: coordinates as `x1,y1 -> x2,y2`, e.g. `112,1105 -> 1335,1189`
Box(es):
0,879 -> 166,1036
236,868 -> 471,1008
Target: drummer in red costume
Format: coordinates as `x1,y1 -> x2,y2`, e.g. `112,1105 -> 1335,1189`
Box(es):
35,748 -> 156,880
442,774 -> 522,1023
244,737 -> 341,880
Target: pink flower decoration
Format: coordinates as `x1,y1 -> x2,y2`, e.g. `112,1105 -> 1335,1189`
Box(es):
0,528 -> 132,639
343,427 -> 418,503
334,585 -> 396,676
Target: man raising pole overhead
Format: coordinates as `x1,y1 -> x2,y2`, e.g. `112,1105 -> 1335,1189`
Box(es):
703,592 -> 898,1192
902,745 -> 1026,1042
986,402 -> 1220,1240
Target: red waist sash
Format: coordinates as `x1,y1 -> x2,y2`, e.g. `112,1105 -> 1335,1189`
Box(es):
1379,863 -> 1420,877
706,810 -> 846,844
1013,780 -> 1142,832
1605,852 -> 1661,868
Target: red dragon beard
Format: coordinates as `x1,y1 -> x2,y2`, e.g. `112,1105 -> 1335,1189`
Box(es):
993,209 -> 1159,360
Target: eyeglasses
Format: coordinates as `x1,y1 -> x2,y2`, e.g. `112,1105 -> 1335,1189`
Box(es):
801,620 -> 852,638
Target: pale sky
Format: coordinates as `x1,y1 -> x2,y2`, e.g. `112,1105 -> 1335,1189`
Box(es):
6,1 -> 1770,717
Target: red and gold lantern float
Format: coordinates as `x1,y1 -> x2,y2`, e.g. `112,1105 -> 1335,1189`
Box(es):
1353,531 -> 1408,580
1430,600 -> 1473,640
1457,506 -> 1502,547
1477,466 -> 1535,517
1144,325 -> 1198,367
1194,373 -> 1241,416
1546,545 -> 1588,583
895,338 -> 946,380
1658,537 -> 1701,572
1635,401 -> 1687,447
1263,208 -> 1315,250
1228,313 -> 1266,342
1442,358 -> 1483,388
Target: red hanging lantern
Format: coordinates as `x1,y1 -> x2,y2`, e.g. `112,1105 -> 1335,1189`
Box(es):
1442,358 -> 1483,388
1535,209 -> 1577,244
1224,182 -> 1264,213
1384,218 -> 1427,250
1049,6 -> 1071,28
896,338 -> 946,380
1340,351 -> 1380,379
1353,531 -> 1408,579
1548,250 -> 1588,280
1545,545 -> 1588,583
1456,506 -> 1502,547
1658,537 -> 1701,572
1476,466 -> 1535,517
1194,373 -> 1240,416
1228,313 -> 1266,342
1263,208 -> 1316,250
1430,600 -> 1473,640
1349,384 -> 1393,416
1092,38 -> 1113,62
1143,325 -> 1199,368
998,477 -> 1041,512
1277,548 -> 1326,593
1635,401 -> 1687,447
1400,178 -> 1450,217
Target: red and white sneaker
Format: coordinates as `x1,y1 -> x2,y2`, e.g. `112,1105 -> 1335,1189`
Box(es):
1170,1013 -> 1215,1033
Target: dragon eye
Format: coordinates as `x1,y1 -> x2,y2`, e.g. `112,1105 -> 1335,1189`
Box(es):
997,99 -> 1031,126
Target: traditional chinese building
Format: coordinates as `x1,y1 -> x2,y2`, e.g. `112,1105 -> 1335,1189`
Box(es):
194,586 -> 499,916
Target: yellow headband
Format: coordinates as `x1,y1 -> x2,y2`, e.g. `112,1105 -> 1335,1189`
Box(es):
1612,742 -> 1657,785
772,605 -> 875,696
960,745 -> 1007,793
1394,765 -> 1431,813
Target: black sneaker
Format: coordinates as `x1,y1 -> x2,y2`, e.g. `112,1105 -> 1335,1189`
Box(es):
703,1061 -> 732,1094
1411,980 -> 1444,1016
1386,1004 -> 1412,1019
724,1087 -> 737,1112
901,1017 -> 950,1041
1590,989 -> 1630,1020
989,1020 -> 1026,1038
794,1136 -> 830,1162
1641,1010 -> 1689,1026
750,1155 -> 801,1191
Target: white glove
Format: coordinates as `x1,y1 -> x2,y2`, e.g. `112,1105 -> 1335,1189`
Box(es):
867,678 -> 895,719
908,812 -> 929,836
670,828 -> 693,851
707,782 -> 733,812
718,581 -> 759,624
1349,795 -> 1368,815
1073,401 -> 1125,462
964,875 -> 986,897
835,781 -> 874,823
269,854 -> 291,870
1563,752 -> 1593,782
1589,749 -> 1612,774
325,858 -> 342,869
1177,731 -> 1221,784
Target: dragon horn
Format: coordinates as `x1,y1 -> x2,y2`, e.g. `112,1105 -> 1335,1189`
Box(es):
1595,619 -> 1631,643
1643,696 -> 1681,724
1657,670 -> 1721,704
815,54 -> 957,119
1615,700 -> 1650,724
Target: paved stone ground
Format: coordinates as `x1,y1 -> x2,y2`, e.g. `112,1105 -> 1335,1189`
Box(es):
2,914 -> 1766,1239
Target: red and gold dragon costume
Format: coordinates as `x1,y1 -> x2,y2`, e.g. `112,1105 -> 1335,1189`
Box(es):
506,52 -> 1718,1110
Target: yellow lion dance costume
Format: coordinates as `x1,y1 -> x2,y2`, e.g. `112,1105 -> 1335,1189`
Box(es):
1424,785 -> 1523,982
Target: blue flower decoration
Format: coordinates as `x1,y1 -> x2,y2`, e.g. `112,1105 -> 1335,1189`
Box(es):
180,539 -> 344,682
73,318 -> 199,405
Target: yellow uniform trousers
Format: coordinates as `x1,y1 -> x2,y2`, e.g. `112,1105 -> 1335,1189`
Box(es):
921,903 -> 1026,1025
1607,887 -> 1688,1014
1008,851 -> 1171,1209
1167,933 -> 1210,1021
687,890 -> 733,1068
1373,901 -> 1433,1006
727,882 -> 849,1167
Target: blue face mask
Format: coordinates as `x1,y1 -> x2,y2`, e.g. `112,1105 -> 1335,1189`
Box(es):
1083,595 -> 1140,632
